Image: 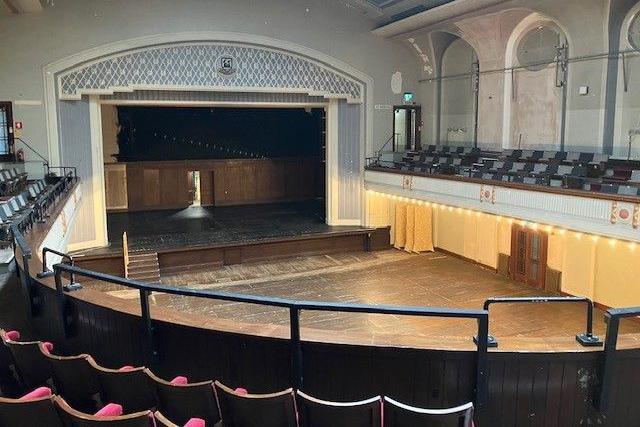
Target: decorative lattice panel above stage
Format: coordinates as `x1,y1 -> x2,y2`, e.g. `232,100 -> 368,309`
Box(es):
57,43 -> 363,102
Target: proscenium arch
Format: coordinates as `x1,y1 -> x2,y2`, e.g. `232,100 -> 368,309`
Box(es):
43,32 -> 374,249
502,13 -> 571,150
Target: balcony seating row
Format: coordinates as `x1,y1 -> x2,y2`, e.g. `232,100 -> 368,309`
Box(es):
0,329 -> 474,427
0,168 -> 27,197
0,180 -> 47,241
384,145 -> 640,197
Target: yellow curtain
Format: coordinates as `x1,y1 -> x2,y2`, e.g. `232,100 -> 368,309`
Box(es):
393,203 -> 433,253
405,205 -> 415,252
413,205 -> 434,252
394,203 -> 406,249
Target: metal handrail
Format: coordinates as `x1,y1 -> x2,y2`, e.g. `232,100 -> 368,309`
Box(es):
39,248 -> 77,288
51,262 -> 491,409
477,297 -> 602,348
597,306 -> 640,414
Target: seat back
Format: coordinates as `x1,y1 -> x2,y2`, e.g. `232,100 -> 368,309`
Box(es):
383,397 -> 474,427
296,390 -> 381,427
0,395 -> 64,427
46,354 -> 101,413
54,396 -> 153,427
6,341 -> 53,388
89,361 -> 157,413
145,370 -> 219,426
214,381 -> 297,427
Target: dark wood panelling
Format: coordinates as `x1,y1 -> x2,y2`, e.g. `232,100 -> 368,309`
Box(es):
117,158 -> 320,212
75,229 -> 379,275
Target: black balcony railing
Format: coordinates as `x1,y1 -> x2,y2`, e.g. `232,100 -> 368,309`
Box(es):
50,262 -> 491,409
476,296 -> 602,348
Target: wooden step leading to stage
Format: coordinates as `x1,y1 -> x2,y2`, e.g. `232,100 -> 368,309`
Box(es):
126,251 -> 161,283
74,227 -> 391,278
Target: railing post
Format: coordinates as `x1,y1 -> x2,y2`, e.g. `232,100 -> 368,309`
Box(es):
597,313 -> 620,414
139,289 -> 158,368
289,306 -> 303,389
475,314 -> 489,409
53,267 -> 72,338
576,300 -> 601,346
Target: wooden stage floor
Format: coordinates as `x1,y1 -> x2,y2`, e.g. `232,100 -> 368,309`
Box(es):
85,200 -> 367,255
87,249 -> 640,352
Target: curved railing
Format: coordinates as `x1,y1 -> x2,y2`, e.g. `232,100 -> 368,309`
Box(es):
50,262 -> 490,408
7,169 -> 640,416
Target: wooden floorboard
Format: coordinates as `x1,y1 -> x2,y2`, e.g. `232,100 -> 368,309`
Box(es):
84,248 -> 640,352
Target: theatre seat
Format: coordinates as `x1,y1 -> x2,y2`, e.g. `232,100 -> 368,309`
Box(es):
296,390 -> 381,427
44,352 -> 101,413
54,396 -> 154,427
0,392 -> 64,427
145,369 -> 220,426
383,397 -> 474,427
5,340 -> 54,390
87,359 -> 157,413
154,411 -> 206,427
213,381 -> 297,427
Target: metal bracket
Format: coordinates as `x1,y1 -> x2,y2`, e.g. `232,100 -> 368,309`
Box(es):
63,283 -> 83,292
473,334 -> 498,348
576,333 -> 603,347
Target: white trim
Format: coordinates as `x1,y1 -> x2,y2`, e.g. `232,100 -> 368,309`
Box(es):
44,70 -> 60,167
365,170 -> 640,242
326,100 -> 340,226
331,219 -> 362,226
88,96 -> 108,248
99,100 -> 328,108
66,239 -> 105,253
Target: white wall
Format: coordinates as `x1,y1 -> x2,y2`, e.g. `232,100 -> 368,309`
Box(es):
0,0 -> 420,161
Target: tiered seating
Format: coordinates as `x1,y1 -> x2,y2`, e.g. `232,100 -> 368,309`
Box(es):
0,168 -> 28,197
0,328 -> 474,427
0,179 -> 48,242
378,145 -> 640,197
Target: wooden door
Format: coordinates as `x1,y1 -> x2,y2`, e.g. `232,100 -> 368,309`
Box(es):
510,224 -> 548,288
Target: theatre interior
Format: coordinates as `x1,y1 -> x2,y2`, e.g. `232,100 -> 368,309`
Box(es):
1,0 -> 640,425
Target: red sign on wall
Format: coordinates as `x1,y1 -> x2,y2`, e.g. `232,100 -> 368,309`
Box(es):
14,121 -> 23,130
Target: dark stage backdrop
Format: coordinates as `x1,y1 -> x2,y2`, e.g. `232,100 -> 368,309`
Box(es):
116,106 -> 325,161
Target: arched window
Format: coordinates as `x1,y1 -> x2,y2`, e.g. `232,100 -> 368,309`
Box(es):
439,38 -> 479,147
629,11 -> 640,51
509,23 -> 567,150
517,26 -> 563,71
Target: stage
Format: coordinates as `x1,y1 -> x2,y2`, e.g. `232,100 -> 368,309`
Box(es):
85,248 -> 640,352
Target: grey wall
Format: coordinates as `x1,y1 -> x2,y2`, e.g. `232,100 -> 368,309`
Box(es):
57,98 -> 95,242
411,0 -> 640,155
0,0 -> 420,161
337,101 -> 362,221
439,38 -> 476,146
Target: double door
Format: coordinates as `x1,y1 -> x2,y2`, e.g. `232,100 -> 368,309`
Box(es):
510,224 -> 547,288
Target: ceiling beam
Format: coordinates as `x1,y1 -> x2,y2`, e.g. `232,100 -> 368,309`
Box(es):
372,0 -> 510,37
2,0 -> 43,14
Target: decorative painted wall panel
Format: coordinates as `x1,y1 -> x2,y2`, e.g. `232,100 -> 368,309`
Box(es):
58,43 -> 363,102
365,171 -> 640,242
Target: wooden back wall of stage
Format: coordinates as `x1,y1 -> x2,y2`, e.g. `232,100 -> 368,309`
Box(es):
104,158 -> 322,211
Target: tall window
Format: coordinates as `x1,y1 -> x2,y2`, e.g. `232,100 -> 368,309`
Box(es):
630,11 -> 640,52
0,102 -> 13,156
